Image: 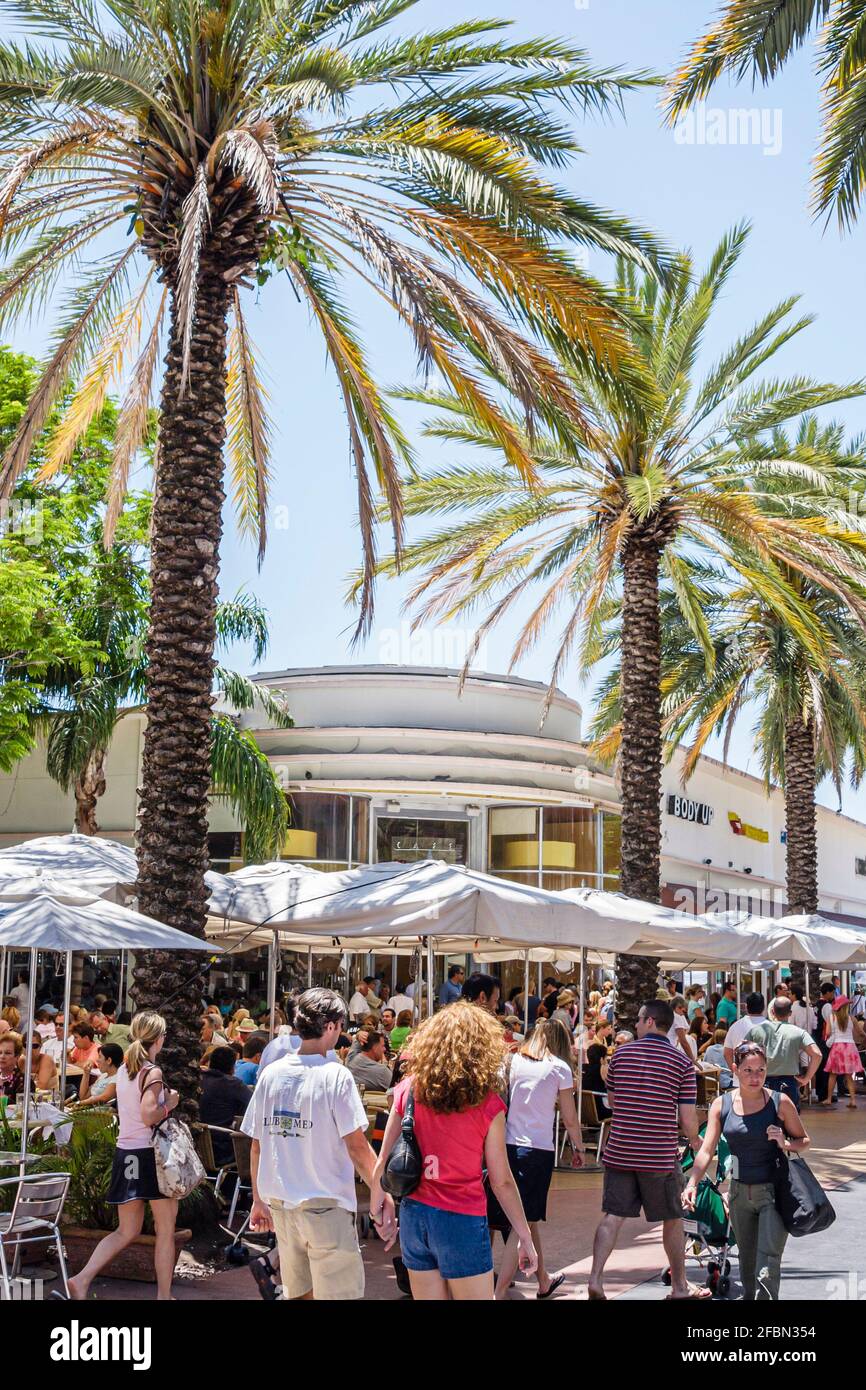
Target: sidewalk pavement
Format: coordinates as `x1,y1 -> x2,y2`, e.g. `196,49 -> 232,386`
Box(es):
68,1101 -> 865,1302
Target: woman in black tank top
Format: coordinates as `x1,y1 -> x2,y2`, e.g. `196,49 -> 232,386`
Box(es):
684,1041 -> 810,1300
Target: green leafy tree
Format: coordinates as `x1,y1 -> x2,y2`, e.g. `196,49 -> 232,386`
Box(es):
592,416 -> 866,992
367,229 -> 866,1026
0,0 -> 667,1080
665,0 -> 866,228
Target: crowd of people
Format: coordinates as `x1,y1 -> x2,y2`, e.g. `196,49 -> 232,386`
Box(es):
4,960 -> 863,1303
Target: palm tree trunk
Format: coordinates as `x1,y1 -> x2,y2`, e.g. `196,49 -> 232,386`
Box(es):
615,527 -> 665,1030
784,715 -> 820,998
73,748 -> 106,835
132,274 -> 233,1114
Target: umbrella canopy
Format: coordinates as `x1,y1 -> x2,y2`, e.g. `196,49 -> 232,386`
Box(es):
207,859 -> 648,951
765,914 -> 866,966
0,884 -> 218,952
0,834 -> 137,896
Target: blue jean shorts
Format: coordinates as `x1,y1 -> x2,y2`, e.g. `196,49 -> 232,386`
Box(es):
399,1198 -> 493,1280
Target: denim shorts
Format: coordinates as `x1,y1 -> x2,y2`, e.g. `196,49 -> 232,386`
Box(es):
399,1197 -> 493,1280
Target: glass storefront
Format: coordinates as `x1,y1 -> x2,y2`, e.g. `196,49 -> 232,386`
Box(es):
488,804 -> 620,891
376,815 -> 469,865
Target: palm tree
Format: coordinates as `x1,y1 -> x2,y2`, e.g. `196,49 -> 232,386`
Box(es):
367,228 -> 866,1026
43,592 -> 293,859
665,0 -> 866,227
592,417 -> 866,993
0,0 -> 665,1077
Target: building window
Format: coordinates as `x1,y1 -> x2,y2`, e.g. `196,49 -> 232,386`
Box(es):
208,832 -> 243,872
488,806 -> 540,885
283,792 -> 373,869
488,805 -> 613,890
540,806 -> 598,892
603,813 -> 621,890
856,857 -> 866,877
376,815 -> 468,865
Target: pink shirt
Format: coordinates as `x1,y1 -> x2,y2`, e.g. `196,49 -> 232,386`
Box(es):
392,1079 -> 506,1216
115,1064 -> 164,1151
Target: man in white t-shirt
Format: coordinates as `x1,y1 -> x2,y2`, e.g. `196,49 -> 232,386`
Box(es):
388,990 -> 415,1018
723,993 -> 767,1076
347,977 -> 379,1022
667,996 -> 691,1058
242,987 -> 396,1300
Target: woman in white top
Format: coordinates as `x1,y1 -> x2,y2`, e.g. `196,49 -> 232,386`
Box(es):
823,997 -> 860,1109
67,1012 -> 180,1301
494,1019 -> 584,1300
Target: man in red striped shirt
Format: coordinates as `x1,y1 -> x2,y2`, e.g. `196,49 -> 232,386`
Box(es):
587,998 -> 710,1301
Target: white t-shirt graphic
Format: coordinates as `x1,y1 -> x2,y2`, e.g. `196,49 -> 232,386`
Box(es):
241,1054 -> 367,1212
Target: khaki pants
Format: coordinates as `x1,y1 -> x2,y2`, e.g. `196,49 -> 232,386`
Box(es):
269,1197 -> 364,1301
729,1181 -> 788,1300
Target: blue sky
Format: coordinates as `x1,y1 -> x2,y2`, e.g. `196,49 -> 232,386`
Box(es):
6,1 -> 866,816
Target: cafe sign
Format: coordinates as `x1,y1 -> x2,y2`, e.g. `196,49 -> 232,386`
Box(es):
666,794 -> 714,826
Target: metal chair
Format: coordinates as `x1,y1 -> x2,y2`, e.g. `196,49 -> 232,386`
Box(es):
226,1125 -> 253,1232
192,1122 -> 238,1206
0,1172 -> 71,1300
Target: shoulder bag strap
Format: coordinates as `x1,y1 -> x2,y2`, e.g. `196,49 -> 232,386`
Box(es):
401,1083 -> 416,1138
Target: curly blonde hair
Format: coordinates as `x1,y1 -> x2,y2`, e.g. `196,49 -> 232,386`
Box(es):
407,1003 -> 506,1114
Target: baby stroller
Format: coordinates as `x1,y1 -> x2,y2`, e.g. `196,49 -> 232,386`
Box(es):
662,1124 -> 737,1298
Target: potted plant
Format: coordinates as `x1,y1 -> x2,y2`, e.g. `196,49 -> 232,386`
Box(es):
58,1114 -> 197,1282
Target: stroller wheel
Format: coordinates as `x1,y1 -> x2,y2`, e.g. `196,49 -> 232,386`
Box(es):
224,1238 -> 250,1266
718,1276 -> 731,1298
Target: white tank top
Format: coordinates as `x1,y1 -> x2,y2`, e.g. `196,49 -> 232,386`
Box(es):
115,1063 -> 164,1150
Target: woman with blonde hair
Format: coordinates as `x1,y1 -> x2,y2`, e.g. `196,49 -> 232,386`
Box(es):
372,1002 -> 537,1300
1,1004 -> 20,1032
823,997 -> 860,1108
494,1019 -> 583,1300
67,1011 -> 180,1301
226,1007 -> 250,1040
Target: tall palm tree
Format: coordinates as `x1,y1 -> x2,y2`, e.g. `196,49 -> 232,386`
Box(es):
0,0 -> 664,1079
366,228 -> 866,1025
43,592 -> 293,859
592,417 -> 866,992
665,0 -> 866,227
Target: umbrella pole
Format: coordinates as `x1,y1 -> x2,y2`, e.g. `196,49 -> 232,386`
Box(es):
426,938 -> 434,1017
19,948 -> 37,1166
414,945 -> 422,1023
59,951 -> 72,1103
523,950 -> 530,1037
736,962 -> 742,1013
576,946 -> 586,1149
307,944 -> 313,989
268,930 -> 278,1038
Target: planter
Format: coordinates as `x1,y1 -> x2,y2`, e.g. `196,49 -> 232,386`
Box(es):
60,1226 -> 192,1282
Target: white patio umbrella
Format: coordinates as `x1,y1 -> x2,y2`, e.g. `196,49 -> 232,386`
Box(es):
0,835 -> 137,894
764,914 -> 866,966
0,882 -> 218,1162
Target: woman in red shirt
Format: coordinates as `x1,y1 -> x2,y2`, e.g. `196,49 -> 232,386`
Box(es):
372,1002 -> 536,1300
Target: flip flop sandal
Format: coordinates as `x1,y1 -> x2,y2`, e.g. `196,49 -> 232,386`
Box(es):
666,1285 -> 713,1300
537,1274 -> 566,1300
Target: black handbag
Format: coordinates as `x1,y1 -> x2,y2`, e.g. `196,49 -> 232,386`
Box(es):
773,1151 -> 836,1237
381,1086 -> 423,1200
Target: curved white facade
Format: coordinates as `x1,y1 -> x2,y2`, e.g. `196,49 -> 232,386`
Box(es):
2,663 -> 866,930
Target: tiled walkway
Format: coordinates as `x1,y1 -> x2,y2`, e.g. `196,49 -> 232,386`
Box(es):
73,1101 -> 864,1302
